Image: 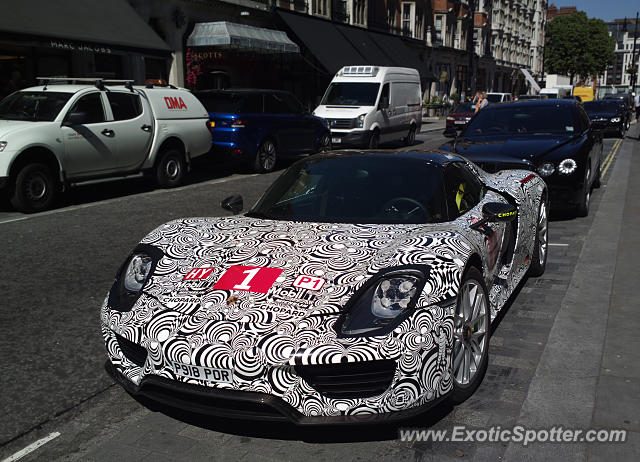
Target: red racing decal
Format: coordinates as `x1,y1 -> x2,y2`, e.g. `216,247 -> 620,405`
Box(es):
213,265 -> 283,294
520,173 -> 536,184
164,96 -> 188,110
292,275 -> 325,291
183,267 -> 215,280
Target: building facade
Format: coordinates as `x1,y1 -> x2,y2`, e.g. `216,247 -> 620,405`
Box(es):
597,18 -> 640,96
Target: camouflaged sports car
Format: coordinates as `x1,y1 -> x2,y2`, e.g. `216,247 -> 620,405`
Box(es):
102,151 -> 548,424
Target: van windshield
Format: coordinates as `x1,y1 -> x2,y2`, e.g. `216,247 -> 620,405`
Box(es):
320,83 -> 380,106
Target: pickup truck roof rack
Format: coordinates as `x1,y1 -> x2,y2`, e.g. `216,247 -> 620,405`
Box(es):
37,77 -> 135,91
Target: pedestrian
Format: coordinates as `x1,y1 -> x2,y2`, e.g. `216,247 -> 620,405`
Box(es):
475,91 -> 488,114
634,92 -> 640,121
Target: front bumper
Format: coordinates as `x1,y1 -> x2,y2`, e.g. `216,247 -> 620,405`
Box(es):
329,130 -> 371,148
106,360 -> 448,425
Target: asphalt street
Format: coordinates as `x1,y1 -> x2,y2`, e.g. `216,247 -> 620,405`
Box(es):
0,125 -> 636,461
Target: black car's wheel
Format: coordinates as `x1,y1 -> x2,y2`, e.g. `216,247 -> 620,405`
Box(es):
576,163 -> 591,217
318,133 -> 332,153
451,266 -> 489,404
253,139 -> 277,173
404,125 -> 416,146
528,197 -> 548,277
368,130 -> 380,149
155,148 -> 186,188
593,158 -> 602,189
10,163 -> 57,213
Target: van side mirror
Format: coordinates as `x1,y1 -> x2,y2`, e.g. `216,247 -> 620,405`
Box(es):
62,111 -> 88,126
378,97 -> 389,110
221,195 -> 243,214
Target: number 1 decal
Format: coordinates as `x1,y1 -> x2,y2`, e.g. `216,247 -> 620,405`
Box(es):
213,265 -> 283,294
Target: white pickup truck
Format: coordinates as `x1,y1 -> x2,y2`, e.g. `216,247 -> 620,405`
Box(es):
0,78 -> 212,212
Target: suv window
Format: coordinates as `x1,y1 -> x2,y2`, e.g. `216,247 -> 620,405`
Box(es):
264,93 -> 290,114
576,106 -> 590,132
107,92 -> 142,120
443,162 -> 484,220
67,93 -> 105,124
243,94 -> 263,113
281,93 -> 303,113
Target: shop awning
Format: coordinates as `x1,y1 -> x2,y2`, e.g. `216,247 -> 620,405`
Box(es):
187,22 -> 299,53
520,68 -> 541,92
334,25 -> 394,66
0,0 -> 171,54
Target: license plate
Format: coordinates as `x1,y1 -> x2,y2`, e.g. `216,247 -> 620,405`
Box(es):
332,137 -> 341,143
454,121 -> 466,124
171,361 -> 232,383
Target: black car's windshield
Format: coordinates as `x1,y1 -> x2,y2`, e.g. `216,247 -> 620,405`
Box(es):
248,156 -> 447,224
583,101 -> 622,113
0,91 -> 72,121
320,83 -> 380,106
464,104 -> 577,136
485,94 -> 504,103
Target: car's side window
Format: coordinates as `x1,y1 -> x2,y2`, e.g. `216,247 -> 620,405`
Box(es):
283,93 -> 303,114
67,93 -> 105,124
264,93 -> 290,114
107,92 -> 142,121
242,94 -> 263,114
379,83 -> 390,106
443,162 -> 483,220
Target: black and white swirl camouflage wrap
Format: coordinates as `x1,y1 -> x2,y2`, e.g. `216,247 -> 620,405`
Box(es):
101,166 -> 545,418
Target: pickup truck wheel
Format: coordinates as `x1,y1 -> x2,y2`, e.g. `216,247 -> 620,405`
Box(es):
10,163 -> 57,213
254,140 -> 277,173
155,149 -> 185,188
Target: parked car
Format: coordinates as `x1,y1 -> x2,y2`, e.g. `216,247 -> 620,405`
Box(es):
485,92 -> 512,103
195,89 -> 331,173
440,99 -> 603,217
602,93 -> 633,127
313,66 -> 422,148
583,100 -> 629,137
0,78 -> 212,213
515,94 -> 544,101
445,103 -> 474,132
103,150 -> 547,424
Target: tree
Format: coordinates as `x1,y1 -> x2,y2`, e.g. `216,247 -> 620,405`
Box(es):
545,11 -> 615,84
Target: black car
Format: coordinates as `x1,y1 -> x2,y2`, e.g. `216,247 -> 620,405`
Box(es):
583,100 -> 628,138
602,93 -> 633,127
194,89 -> 331,172
440,99 -> 603,217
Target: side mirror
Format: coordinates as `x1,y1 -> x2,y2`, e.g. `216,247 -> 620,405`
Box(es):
62,111 -> 88,126
221,195 -> 243,214
443,127 -> 458,138
482,202 -> 518,222
378,96 -> 389,110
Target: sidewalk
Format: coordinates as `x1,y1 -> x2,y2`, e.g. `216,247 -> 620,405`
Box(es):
503,128 -> 639,460
420,117 -> 446,133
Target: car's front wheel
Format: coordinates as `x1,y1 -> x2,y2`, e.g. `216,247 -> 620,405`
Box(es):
404,125 -> 416,146
368,130 -> 380,149
450,266 -> 490,404
10,163 -> 57,213
318,133 -> 331,153
576,164 -> 591,217
528,197 -> 548,277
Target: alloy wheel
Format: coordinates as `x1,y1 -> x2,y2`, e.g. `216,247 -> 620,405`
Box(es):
537,200 -> 548,267
453,279 -> 488,386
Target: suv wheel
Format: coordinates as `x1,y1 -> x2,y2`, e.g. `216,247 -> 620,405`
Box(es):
254,139 -> 277,173
10,163 -> 57,213
155,148 -> 185,188
318,134 -> 332,153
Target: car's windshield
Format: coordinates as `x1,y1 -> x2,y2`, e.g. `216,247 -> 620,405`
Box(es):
248,156 -> 447,224
0,91 -> 72,121
320,83 -> 380,106
464,104 -> 577,136
486,94 -> 504,103
583,101 -> 622,113
452,103 -> 473,113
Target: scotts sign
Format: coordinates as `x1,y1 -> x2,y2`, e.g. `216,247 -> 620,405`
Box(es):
164,96 -> 188,110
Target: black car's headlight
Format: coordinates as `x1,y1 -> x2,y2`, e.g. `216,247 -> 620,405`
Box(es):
537,162 -> 555,177
610,117 -> 621,123
335,266 -> 429,337
108,244 -> 163,312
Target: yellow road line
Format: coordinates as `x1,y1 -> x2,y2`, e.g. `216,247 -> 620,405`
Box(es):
602,138 -> 623,177
602,139 -> 620,170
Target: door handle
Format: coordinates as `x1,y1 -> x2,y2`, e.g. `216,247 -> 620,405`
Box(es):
101,129 -> 114,137
141,124 -> 152,132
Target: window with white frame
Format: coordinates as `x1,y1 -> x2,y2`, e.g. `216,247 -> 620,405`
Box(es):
402,2 -> 416,37
312,0 -> 328,16
352,0 -> 366,26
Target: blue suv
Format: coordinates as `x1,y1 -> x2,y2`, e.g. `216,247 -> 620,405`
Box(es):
195,89 -> 331,173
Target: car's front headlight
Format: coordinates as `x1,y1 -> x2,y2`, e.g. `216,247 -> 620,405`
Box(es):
356,113 -> 367,128
610,117 -> 621,123
537,162 -> 555,177
108,244 -> 163,312
558,158 -> 578,175
0,141 -> 7,152
336,267 -> 428,337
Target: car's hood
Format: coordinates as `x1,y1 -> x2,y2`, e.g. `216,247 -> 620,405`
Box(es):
0,119 -> 51,137
129,216 -> 469,365
449,134 -> 575,161
313,105 -> 374,119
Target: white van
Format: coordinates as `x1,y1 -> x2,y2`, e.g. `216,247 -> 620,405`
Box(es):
540,86 -> 572,99
313,66 -> 422,148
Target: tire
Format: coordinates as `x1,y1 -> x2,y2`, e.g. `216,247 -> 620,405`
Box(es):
318,133 -> 332,153
10,163 -> 57,213
253,139 -> 277,173
368,130 -> 380,149
404,125 -> 416,146
155,148 -> 186,188
576,163 -> 591,217
593,159 -> 601,189
528,197 -> 548,277
450,266 -> 490,404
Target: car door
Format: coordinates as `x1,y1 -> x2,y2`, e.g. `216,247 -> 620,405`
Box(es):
105,90 -> 153,171
283,93 -> 316,152
264,93 -> 297,154
61,91 -> 119,177
575,105 -> 599,186
377,82 -> 393,143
